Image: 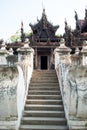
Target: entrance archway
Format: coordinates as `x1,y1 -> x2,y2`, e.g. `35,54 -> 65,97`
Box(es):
41,56 -> 47,70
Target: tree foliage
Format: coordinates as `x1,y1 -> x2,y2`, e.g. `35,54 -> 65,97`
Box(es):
8,30 -> 32,43
8,30 -> 21,43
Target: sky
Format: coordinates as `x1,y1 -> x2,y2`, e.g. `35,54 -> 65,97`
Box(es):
0,0 -> 87,41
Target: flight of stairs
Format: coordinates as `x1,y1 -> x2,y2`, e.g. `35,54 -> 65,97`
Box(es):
19,70 -> 69,130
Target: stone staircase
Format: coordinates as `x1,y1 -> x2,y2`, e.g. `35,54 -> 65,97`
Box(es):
19,70 -> 69,130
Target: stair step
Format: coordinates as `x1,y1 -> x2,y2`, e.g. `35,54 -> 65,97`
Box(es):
33,72 -> 57,75
21,117 -> 67,125
31,80 -> 58,83
27,95 -> 62,100
33,72 -> 56,75
28,90 -> 60,95
19,70 -> 68,130
30,84 -> 59,86
29,86 -> 59,90
31,76 -> 58,79
33,75 -> 57,77
30,83 -> 59,85
25,104 -> 64,111
26,99 -> 62,105
19,125 -> 68,130
23,110 -> 65,117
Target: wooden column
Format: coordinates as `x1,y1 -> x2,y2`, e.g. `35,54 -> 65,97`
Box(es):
50,48 -> 54,69
35,47 -> 37,69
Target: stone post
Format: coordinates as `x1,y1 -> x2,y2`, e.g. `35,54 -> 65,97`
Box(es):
6,48 -> 18,65
81,40 -> 87,65
17,41 -> 34,70
70,48 -> 82,65
54,38 -> 71,69
17,41 -> 34,91
0,42 -> 9,65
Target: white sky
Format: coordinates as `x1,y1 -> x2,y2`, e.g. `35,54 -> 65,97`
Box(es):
0,0 -> 87,41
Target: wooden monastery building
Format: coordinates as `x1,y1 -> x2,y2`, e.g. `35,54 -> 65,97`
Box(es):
1,8 -> 87,69
64,8 -> 87,53
18,9 -> 61,70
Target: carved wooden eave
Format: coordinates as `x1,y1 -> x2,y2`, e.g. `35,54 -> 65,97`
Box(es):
6,42 -> 24,49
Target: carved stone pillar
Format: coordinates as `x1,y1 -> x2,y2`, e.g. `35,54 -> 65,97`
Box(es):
17,42 -> 34,69
70,48 -> 82,65
81,40 -> 87,65
54,38 -> 71,69
0,42 -> 9,65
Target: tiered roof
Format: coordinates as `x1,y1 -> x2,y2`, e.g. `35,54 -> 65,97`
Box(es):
29,9 -> 60,43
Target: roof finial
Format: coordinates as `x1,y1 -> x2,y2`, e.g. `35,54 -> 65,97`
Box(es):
42,0 -> 45,10
43,8 -> 45,14
42,0 -> 46,14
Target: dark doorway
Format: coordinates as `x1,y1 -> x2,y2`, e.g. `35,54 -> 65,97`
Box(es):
41,56 -> 47,70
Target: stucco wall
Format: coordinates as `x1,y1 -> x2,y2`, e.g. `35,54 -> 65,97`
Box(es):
17,63 -> 33,129
0,66 -> 18,120
55,52 -> 87,129
54,39 -> 87,129
0,45 -> 34,129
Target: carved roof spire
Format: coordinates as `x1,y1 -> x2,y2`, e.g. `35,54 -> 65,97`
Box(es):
74,11 -> 81,31
42,9 -> 47,29
85,8 -> 87,20
21,21 -> 24,33
21,21 -> 25,42
75,11 -> 78,21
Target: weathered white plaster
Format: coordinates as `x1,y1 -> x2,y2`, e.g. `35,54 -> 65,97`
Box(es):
0,45 -> 17,66
54,38 -> 71,69
0,66 -> 18,129
16,44 -> 34,129
0,48 -> 8,65
54,44 -> 87,129
0,66 -> 18,119
81,40 -> 87,65
0,42 -> 34,129
56,63 -> 87,129
16,63 -> 33,129
17,65 -> 25,129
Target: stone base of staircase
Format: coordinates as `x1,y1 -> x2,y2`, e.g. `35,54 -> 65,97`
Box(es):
69,126 -> 87,130
0,120 -> 17,130
69,120 -> 87,130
